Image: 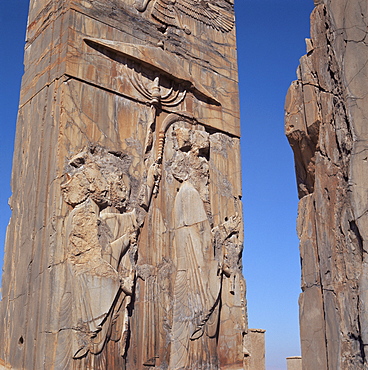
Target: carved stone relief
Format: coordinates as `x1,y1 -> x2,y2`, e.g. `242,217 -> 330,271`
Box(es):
51,31 -> 247,366
134,0 -> 234,33
57,111 -> 246,368
129,117 -> 245,368
0,0 -> 246,367
59,145 -> 140,367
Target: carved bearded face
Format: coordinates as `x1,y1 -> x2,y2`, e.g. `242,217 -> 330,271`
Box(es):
61,147 -> 130,211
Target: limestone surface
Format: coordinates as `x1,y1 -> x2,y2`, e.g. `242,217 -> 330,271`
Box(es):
286,1 -> 368,368
0,0 -> 248,369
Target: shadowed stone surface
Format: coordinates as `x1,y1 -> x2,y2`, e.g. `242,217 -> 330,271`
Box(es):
0,0 -> 250,369
286,1 -> 368,368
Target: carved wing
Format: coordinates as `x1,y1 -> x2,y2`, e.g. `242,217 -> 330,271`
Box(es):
151,0 -> 234,32
175,0 -> 234,32
151,0 -> 178,27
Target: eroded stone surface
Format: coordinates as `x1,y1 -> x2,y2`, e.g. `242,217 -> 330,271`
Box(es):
0,0 -> 248,368
286,1 -> 368,368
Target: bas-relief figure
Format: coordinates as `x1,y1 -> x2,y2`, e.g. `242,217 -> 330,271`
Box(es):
59,122 -> 245,369
169,124 -> 219,368
59,146 -> 140,366
0,0 -> 247,368
168,123 -> 244,369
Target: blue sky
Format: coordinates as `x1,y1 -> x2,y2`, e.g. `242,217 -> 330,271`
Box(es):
0,1 -> 314,369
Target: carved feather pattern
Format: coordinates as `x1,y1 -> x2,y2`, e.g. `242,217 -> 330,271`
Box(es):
176,0 -> 234,32
152,0 -> 234,32
151,0 -> 178,26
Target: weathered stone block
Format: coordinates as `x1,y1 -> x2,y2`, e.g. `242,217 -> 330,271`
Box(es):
0,0 -> 248,368
287,1 -> 368,368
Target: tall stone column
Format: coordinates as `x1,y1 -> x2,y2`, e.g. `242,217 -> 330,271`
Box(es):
0,0 -> 247,369
286,1 -> 368,368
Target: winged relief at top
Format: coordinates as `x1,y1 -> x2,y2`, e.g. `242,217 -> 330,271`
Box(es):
134,0 -> 234,33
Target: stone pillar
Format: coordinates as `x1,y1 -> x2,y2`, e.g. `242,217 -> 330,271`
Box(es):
286,356 -> 302,370
243,329 -> 266,370
0,0 -> 248,368
286,1 -> 368,368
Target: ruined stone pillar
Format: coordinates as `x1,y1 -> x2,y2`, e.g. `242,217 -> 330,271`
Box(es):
286,356 -> 302,370
0,0 -> 247,369
286,1 -> 368,369
243,329 -> 265,370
